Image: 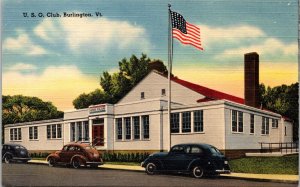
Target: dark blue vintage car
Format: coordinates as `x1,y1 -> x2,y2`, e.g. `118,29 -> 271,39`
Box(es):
141,143 -> 230,178
2,144 -> 31,163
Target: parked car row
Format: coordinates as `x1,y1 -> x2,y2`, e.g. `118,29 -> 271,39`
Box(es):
2,143 -> 230,178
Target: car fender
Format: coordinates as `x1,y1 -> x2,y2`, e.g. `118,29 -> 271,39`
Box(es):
2,152 -> 13,160
70,154 -> 87,165
187,158 -> 205,170
46,154 -> 59,161
145,158 -> 165,170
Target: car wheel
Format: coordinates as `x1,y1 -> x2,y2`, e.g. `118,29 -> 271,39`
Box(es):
72,159 -> 81,169
145,163 -> 157,175
48,157 -> 56,167
4,155 -> 12,164
192,166 -> 204,178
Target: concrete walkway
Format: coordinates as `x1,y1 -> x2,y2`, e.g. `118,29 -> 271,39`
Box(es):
28,160 -> 298,183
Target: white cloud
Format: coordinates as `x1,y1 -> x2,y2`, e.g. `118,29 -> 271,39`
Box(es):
3,65 -> 99,111
9,63 -> 37,71
34,16 -> 150,53
3,33 -> 47,55
200,24 -> 265,47
216,38 -> 297,59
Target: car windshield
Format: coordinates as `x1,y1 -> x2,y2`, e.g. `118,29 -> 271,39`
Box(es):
209,146 -> 222,155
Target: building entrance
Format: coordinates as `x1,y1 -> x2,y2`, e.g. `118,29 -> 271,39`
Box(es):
92,119 -> 104,146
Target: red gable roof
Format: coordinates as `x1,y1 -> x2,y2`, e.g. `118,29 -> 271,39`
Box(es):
170,76 -> 245,104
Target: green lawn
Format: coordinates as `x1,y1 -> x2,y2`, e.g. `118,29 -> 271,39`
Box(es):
229,155 -> 298,175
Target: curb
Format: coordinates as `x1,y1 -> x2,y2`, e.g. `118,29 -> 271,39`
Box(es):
27,161 -> 298,184
219,175 -> 298,184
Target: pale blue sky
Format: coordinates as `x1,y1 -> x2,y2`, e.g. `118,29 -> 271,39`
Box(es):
2,0 -> 298,110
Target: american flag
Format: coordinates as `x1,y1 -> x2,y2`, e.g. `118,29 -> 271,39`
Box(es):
170,10 -> 203,50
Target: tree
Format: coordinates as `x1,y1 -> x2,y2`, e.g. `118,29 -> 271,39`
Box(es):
2,95 -> 64,143
73,54 -> 168,109
259,83 -> 299,141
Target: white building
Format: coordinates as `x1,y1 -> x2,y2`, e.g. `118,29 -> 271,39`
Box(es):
4,53 -> 293,158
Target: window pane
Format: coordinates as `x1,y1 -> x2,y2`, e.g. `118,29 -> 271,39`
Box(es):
34,126 -> 38,139
133,116 -> 140,139
182,112 -> 191,133
194,110 -> 203,132
250,114 -> 254,134
57,124 -> 62,139
83,121 -> 89,141
125,117 -> 131,140
116,118 -> 122,140
29,127 -> 33,140
10,129 -> 13,141
14,128 -> 18,140
142,115 -> 149,139
47,125 -> 51,139
18,128 -> 22,140
232,110 -> 237,132
70,123 -> 75,141
238,112 -> 243,132
51,124 -> 57,138
170,113 -> 179,133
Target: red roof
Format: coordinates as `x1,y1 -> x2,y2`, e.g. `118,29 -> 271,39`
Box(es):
170,76 -> 245,104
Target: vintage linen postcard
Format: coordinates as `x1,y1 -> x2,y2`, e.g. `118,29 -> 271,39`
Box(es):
2,0 -> 298,186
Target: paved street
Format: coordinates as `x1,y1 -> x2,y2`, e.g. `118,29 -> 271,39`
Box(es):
2,163 -> 297,187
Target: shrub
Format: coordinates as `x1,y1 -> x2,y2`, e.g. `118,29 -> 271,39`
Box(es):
102,152 -> 149,162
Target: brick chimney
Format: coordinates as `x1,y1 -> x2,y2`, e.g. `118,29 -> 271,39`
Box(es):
244,52 -> 259,108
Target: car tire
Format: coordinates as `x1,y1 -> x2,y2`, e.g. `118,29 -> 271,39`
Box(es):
192,166 -> 204,178
48,157 -> 56,167
4,154 -> 12,164
72,158 -> 81,169
145,163 -> 157,175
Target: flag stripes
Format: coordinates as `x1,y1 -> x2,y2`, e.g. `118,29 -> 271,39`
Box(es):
170,10 -> 203,50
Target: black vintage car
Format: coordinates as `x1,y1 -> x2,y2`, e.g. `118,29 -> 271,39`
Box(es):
141,143 -> 230,178
2,144 -> 31,163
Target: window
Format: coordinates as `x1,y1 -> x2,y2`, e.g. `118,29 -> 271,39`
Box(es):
250,114 -> 254,134
232,110 -> 243,133
141,92 -> 145,99
116,118 -> 122,140
70,123 -> 75,141
261,117 -> 269,135
194,110 -> 203,132
29,126 -> 38,140
161,89 -> 166,96
52,124 -> 57,138
83,121 -> 89,141
47,125 -> 51,139
70,121 -> 89,141
142,115 -> 149,139
170,113 -> 179,133
272,119 -> 278,128
133,116 -> 140,139
171,145 -> 185,154
77,122 -> 82,140
125,117 -> 131,140
10,128 -> 22,141
182,112 -> 191,133
47,124 -> 63,139
190,146 -> 203,155
285,126 -> 287,136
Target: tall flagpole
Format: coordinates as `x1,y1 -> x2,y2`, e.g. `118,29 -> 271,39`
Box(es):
168,4 -> 173,150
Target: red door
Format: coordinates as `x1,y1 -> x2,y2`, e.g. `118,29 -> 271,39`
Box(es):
92,125 -> 104,146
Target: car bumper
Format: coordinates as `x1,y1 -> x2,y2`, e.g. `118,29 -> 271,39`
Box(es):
86,161 -> 103,166
215,169 -> 231,174
12,157 -> 31,161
